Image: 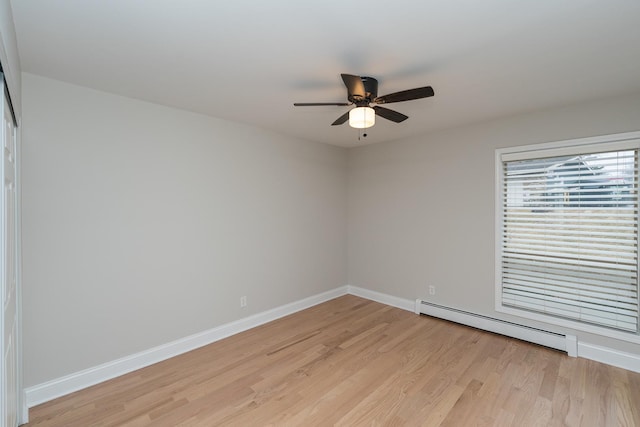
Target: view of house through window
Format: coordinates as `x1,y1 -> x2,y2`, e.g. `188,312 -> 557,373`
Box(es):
497,138 -> 639,334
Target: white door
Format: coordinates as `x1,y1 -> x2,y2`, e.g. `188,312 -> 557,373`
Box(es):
0,75 -> 18,427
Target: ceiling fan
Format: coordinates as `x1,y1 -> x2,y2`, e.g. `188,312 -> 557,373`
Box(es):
294,73 -> 434,129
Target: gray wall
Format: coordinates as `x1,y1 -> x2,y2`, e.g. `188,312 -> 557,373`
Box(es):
348,90 -> 640,355
21,73 -> 348,387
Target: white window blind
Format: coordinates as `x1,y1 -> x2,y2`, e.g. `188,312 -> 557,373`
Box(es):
499,144 -> 639,333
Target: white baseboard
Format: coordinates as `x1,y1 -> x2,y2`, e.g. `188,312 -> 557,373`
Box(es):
578,342 -> 640,373
416,299 -> 575,354
415,299 -> 639,372
347,285 -> 415,312
25,286 -> 349,408
23,285 -> 640,409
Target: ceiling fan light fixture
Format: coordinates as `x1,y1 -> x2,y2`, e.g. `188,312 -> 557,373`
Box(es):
349,106 -> 375,129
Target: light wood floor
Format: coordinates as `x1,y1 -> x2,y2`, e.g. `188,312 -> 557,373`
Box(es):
26,295 -> 640,426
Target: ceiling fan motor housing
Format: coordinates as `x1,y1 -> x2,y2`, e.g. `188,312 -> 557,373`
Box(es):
353,76 -> 378,105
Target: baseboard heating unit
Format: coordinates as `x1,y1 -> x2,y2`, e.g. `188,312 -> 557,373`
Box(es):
415,300 -> 577,357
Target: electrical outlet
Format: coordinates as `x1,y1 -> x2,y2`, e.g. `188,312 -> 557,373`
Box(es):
428,286 -> 436,296
240,296 -> 247,308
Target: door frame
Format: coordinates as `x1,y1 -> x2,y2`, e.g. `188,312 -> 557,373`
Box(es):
0,71 -> 22,427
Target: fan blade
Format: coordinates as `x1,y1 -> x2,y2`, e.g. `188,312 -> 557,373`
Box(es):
374,86 -> 434,104
341,74 -> 366,99
331,111 -> 350,126
294,102 -> 350,106
373,106 -> 408,123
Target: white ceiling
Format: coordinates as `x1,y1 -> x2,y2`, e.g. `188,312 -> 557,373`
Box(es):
10,1 -> 640,147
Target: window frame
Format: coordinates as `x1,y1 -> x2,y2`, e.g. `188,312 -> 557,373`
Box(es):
495,131 -> 640,343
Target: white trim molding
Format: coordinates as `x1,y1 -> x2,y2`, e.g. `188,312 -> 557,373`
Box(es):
347,285 -> 415,312
417,300 -> 577,355
416,299 -> 639,373
23,285 -> 640,409
578,342 -> 640,373
25,286 -> 349,408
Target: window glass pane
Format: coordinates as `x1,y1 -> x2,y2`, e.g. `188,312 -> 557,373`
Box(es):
501,149 -> 639,333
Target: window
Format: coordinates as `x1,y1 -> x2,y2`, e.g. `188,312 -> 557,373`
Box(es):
496,132 -> 640,337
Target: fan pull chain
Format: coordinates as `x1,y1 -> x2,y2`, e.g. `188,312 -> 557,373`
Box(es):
357,128 -> 369,141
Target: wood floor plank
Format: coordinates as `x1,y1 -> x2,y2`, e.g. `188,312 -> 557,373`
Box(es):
26,295 -> 640,426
